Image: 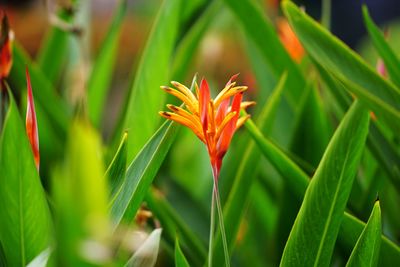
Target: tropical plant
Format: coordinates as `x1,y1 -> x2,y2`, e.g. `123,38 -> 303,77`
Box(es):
0,0 -> 399,266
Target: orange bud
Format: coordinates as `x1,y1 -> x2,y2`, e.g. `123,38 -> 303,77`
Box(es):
277,18 -> 304,63
25,68 -> 40,171
0,15 -> 13,81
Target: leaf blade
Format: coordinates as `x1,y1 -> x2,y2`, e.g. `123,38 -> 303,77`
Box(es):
110,121 -> 178,228
280,101 -> 370,266
175,238 -> 190,267
346,201 -> 382,267
0,92 -> 52,266
362,6 -> 400,88
282,0 -> 400,132
87,0 -> 127,127
123,0 -> 181,161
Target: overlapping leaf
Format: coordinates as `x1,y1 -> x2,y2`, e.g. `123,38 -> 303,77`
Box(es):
346,201 -> 381,267
0,92 -> 52,266
123,0 -> 182,161
282,1 -> 400,133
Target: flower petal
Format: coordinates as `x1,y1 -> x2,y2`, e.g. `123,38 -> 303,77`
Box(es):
159,111 -> 205,142
217,92 -> 243,157
160,86 -> 197,114
199,78 -> 210,132
215,98 -> 230,126
25,68 -> 40,171
225,73 -> 239,87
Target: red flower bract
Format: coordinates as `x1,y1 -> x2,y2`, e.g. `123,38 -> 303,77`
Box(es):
25,68 -> 40,171
160,74 -> 254,179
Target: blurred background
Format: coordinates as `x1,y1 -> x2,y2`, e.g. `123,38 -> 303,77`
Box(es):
1,0 -> 400,137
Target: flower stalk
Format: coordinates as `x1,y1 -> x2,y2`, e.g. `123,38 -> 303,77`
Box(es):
160,74 -> 254,267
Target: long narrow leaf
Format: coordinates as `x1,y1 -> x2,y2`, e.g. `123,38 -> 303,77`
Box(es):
0,92 -> 52,266
110,121 -> 178,228
362,6 -> 400,88
37,3 -> 77,84
107,132 -> 128,200
244,107 -> 400,265
280,101 -> 370,266
123,0 -> 181,161
88,0 -> 127,127
282,1 -> 400,133
175,238 -> 190,267
146,188 -> 207,266
346,201 -> 381,267
10,44 -> 69,133
223,0 -> 304,107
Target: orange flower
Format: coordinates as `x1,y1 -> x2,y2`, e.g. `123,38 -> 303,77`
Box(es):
159,74 -> 254,179
277,18 -> 304,62
25,68 -> 40,171
0,14 -> 13,82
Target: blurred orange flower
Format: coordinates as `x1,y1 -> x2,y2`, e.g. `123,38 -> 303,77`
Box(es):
160,74 -> 254,179
277,18 -> 304,62
0,14 -> 13,83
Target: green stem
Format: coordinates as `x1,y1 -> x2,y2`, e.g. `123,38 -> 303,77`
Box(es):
321,0 -> 331,30
208,185 -> 216,267
213,181 -> 231,267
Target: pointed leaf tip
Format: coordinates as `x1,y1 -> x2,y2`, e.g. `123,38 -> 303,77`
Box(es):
25,68 -> 40,171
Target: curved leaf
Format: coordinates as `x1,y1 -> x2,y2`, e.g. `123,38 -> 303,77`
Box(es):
110,121 -> 178,228
346,201 -> 381,267
362,6 -> 400,88
223,0 -> 304,107
244,105 -> 400,266
175,238 -> 190,267
107,132 -> 128,200
282,1 -> 400,133
88,0 -> 127,127
280,101 -> 370,266
123,0 -> 182,161
0,92 -> 52,266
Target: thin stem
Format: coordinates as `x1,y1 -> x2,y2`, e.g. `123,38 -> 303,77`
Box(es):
213,182 -> 230,267
321,0 -> 331,30
210,163 -> 230,267
208,185 -> 216,267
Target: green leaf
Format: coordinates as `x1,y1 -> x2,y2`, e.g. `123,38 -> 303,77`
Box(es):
9,44 -> 69,133
223,0 -> 305,107
88,0 -> 127,127
362,6 -> 400,88
175,238 -> 190,267
107,132 -> 128,200
171,0 -> 222,81
123,0 -> 181,161
65,120 -> 109,226
282,1 -> 400,133
212,73 -> 287,266
289,81 -> 331,167
280,101 -> 370,266
146,188 -> 207,266
340,212 -> 400,267
36,5 -> 77,85
125,229 -> 162,267
346,201 -> 381,267
244,103 -> 400,266
110,121 -> 178,228
0,92 -> 52,266
315,60 -> 400,193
